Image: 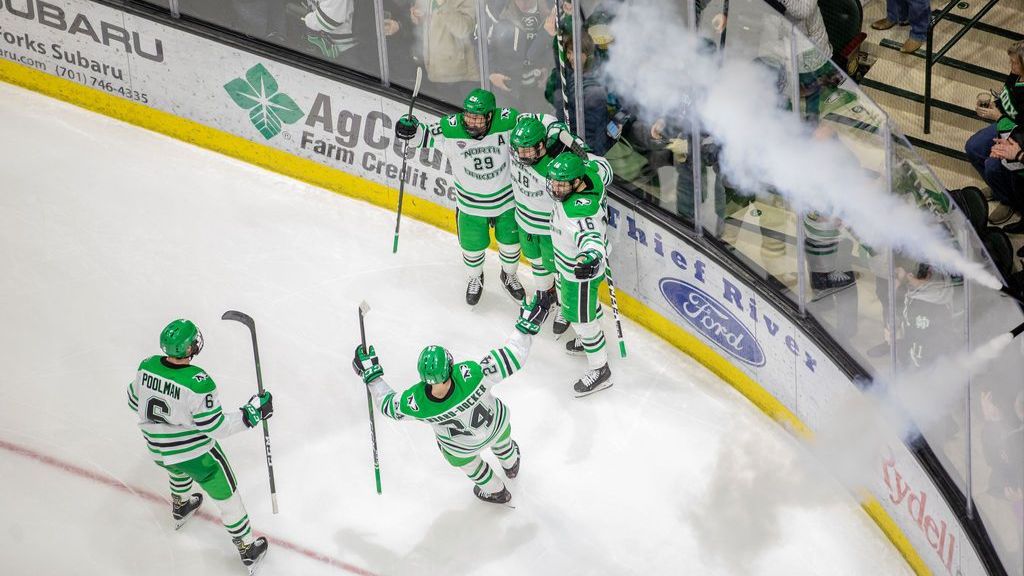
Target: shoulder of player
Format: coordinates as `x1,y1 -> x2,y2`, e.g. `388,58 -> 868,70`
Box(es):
561,193 -> 603,218
438,114 -> 467,138
491,107 -> 521,131
138,357 -> 215,393
396,383 -> 428,417
452,360 -> 484,385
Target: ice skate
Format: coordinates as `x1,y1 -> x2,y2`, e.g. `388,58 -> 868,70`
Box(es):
172,493 -> 203,530
466,274 -> 484,306
565,337 -> 585,356
502,441 -> 521,479
234,536 -> 269,576
473,485 -> 512,504
810,270 -> 856,301
500,270 -> 525,301
574,364 -> 613,397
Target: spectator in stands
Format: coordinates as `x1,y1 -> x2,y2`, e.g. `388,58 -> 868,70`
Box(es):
895,262 -> 954,370
301,0 -> 378,72
484,0 -> 554,112
966,41 -> 1024,229
409,0 -> 480,103
989,127 -> 1024,233
869,0 -> 928,54
549,25 -> 612,155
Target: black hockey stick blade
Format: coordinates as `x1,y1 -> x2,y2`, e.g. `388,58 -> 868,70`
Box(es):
999,286 -> 1024,305
222,310 -> 255,327
1011,320 -> 1024,339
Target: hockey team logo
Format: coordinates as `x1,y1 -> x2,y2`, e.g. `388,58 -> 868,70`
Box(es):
659,278 -> 766,367
224,64 -> 304,140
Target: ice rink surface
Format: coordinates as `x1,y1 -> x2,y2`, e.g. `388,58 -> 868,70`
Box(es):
0,81 -> 914,576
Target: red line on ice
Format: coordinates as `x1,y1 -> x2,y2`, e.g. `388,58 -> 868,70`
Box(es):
0,438 -> 378,576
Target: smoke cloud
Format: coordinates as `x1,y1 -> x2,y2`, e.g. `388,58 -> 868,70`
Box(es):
601,0 -> 1001,289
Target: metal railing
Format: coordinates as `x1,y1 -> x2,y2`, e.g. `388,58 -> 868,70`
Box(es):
924,0 -> 1003,133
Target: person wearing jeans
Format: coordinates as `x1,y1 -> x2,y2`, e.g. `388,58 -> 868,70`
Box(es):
870,0 -> 929,54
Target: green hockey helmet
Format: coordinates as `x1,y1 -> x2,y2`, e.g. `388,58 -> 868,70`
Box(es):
462,89 -> 496,139
547,151 -> 586,200
511,117 -> 547,166
160,319 -> 204,359
417,345 -> 454,385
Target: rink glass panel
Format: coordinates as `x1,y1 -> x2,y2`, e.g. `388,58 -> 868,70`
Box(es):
967,226 -> 1024,576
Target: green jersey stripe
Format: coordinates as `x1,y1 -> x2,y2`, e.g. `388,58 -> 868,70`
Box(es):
490,350 -> 508,378
193,407 -> 222,419
142,428 -> 206,439
454,182 -> 513,199
160,439 -> 212,457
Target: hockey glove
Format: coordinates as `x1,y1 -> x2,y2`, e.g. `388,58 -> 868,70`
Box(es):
395,115 -> 419,141
241,391 -> 273,428
516,290 -> 554,334
352,345 -> 384,384
574,250 -> 603,280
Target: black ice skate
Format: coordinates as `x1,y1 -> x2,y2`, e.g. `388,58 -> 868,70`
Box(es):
502,441 -> 521,479
466,274 -> 484,306
473,485 -> 512,504
500,270 -> 525,301
172,493 -> 203,530
565,337 -> 585,356
234,536 -> 269,576
552,313 -> 571,337
810,270 -> 856,301
574,364 -> 613,397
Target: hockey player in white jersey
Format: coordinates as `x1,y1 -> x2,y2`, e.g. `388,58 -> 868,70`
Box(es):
547,151 -> 615,395
352,294 -> 553,504
395,88 -> 532,306
508,115 -> 588,335
127,319 -> 274,574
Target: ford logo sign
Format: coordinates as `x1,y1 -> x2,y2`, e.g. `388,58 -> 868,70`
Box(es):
659,278 -> 766,367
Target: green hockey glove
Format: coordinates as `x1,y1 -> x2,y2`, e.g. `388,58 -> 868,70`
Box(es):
395,115 -> 419,140
574,250 -> 603,280
241,391 -> 273,428
352,345 -> 384,384
516,290 -> 554,334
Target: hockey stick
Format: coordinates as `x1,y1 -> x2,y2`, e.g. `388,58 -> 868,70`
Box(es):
392,66 -> 423,254
552,2 -> 572,130
358,301 -> 383,495
222,310 -> 279,514
603,260 -> 627,358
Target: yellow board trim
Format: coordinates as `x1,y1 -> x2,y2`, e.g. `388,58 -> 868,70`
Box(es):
0,58 -> 929,576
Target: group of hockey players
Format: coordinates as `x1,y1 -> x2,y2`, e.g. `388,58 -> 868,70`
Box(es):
127,86 -> 617,572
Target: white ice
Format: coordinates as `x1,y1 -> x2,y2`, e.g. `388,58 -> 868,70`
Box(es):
0,81 -> 913,576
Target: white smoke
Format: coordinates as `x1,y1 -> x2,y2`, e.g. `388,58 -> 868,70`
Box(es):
601,0 -> 1002,290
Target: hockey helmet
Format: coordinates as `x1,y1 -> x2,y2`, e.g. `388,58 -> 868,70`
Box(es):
511,117 -> 547,166
418,345 -> 454,385
547,152 -> 586,200
160,319 -> 204,359
462,89 -> 496,138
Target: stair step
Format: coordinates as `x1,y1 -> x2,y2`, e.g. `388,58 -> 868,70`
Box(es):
939,12 -> 1024,41
877,38 -> 1004,82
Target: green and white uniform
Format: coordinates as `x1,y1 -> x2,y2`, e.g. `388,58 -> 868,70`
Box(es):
409,109 -> 533,278
369,331 -> 533,494
510,118 -> 584,292
550,154 -> 613,368
128,356 -> 253,544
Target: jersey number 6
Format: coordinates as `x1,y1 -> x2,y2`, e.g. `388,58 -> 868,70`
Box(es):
145,397 -> 170,425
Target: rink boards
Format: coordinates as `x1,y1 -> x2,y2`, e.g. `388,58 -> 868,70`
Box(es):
0,1 -> 986,574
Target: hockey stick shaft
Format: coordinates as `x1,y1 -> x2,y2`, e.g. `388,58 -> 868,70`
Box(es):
221,311 -> 279,514
553,2 -> 572,130
393,67 -> 423,254
603,261 -> 627,358
358,304 -> 383,494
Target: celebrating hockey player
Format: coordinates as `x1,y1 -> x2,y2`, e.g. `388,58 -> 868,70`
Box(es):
394,88 -> 527,306
352,294 -> 552,504
509,115 -> 587,335
547,151 -> 615,396
127,319 -> 273,573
